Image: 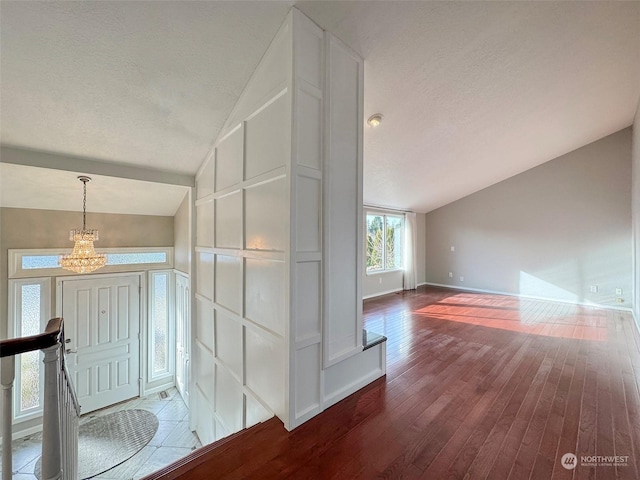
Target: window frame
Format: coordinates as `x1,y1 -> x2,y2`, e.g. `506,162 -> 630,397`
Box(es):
148,269 -> 175,382
8,277 -> 51,421
8,247 -> 174,279
365,211 -> 405,275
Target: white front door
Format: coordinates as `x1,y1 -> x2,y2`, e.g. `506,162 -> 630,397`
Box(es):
175,273 -> 190,404
62,275 -> 140,414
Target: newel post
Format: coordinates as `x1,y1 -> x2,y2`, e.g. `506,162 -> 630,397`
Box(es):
41,344 -> 62,480
1,356 -> 15,480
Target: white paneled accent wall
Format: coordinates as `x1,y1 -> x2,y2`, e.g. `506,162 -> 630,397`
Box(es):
193,13 -> 291,441
193,8 -> 384,439
323,35 -> 364,367
289,11 -> 325,427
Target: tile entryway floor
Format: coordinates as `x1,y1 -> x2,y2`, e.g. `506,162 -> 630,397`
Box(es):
2,388 -> 201,479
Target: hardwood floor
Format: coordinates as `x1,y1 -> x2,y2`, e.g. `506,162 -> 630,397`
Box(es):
148,286 -> 640,479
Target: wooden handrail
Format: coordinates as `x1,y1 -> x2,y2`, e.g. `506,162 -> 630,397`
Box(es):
0,317 -> 63,358
2,316 -> 78,480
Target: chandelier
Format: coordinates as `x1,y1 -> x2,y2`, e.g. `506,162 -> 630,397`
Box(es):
59,176 -> 107,274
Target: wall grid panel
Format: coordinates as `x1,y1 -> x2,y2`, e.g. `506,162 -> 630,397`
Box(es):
289,10 -> 325,427
194,12 -> 293,440
322,34 -> 365,368
193,8 -> 381,439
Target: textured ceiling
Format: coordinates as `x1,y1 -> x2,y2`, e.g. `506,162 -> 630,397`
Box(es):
0,163 -> 189,216
297,1 -> 640,212
1,1 -> 639,214
0,0 -> 292,175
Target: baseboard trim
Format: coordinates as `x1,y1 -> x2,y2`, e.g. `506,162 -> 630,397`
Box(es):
423,282 -> 634,313
363,288 -> 402,300
141,381 -> 176,398
632,310 -> 640,354
0,422 -> 43,446
362,282 -> 427,300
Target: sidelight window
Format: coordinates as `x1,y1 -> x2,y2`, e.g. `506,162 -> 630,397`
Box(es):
148,270 -> 174,381
9,278 -> 51,420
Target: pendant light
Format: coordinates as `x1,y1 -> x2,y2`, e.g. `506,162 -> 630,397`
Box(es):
59,176 -> 107,274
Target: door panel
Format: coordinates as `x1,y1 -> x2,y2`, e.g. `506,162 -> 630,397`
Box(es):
175,273 -> 190,404
63,275 -> 140,414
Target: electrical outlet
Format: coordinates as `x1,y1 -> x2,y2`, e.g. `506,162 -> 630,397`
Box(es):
616,288 -> 623,295
460,276 -> 464,282
589,285 -> 598,293
379,277 -> 382,284
448,272 -> 453,278
450,246 -> 455,252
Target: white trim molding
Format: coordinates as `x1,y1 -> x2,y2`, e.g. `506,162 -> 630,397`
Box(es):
423,282 -> 635,313
9,247 -> 174,279
8,277 -> 52,422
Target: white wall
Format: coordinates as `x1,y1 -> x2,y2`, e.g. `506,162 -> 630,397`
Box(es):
192,8 -> 383,439
290,15 -> 385,420
632,100 -> 640,325
424,128 -> 632,308
288,13 -> 325,426
173,192 -> 191,275
291,12 -> 383,427
363,269 -> 404,299
192,14 -> 290,443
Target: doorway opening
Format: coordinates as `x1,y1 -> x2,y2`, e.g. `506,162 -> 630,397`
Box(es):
8,247 -> 190,428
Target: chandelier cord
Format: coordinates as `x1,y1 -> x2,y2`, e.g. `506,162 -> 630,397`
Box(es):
82,178 -> 87,231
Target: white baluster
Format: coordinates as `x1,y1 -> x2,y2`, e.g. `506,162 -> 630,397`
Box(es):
59,360 -> 79,480
41,344 -> 62,480
1,356 -> 15,480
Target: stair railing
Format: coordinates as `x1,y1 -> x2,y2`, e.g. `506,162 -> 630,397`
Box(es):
1,318 -> 80,480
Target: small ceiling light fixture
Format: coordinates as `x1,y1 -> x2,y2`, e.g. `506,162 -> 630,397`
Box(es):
59,176 -> 107,274
367,113 -> 383,127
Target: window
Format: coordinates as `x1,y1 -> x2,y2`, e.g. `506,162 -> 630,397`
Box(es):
9,247 -> 173,279
22,256 -> 60,270
149,270 -> 174,380
9,278 -> 51,420
106,252 -> 167,265
21,252 -> 167,269
366,213 -> 404,273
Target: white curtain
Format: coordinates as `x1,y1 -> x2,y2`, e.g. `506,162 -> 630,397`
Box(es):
403,211 -> 417,290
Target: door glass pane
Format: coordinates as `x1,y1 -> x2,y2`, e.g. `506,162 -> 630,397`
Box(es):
385,216 -> 403,270
107,252 -> 167,265
19,251 -> 167,270
366,214 -> 384,272
22,255 -> 60,269
20,284 -> 41,410
153,274 -> 169,374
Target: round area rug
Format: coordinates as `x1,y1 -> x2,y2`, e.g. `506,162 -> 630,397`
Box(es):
36,409 -> 158,479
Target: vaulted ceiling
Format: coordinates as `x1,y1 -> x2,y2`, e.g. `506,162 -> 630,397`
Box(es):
1,1 -> 639,215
